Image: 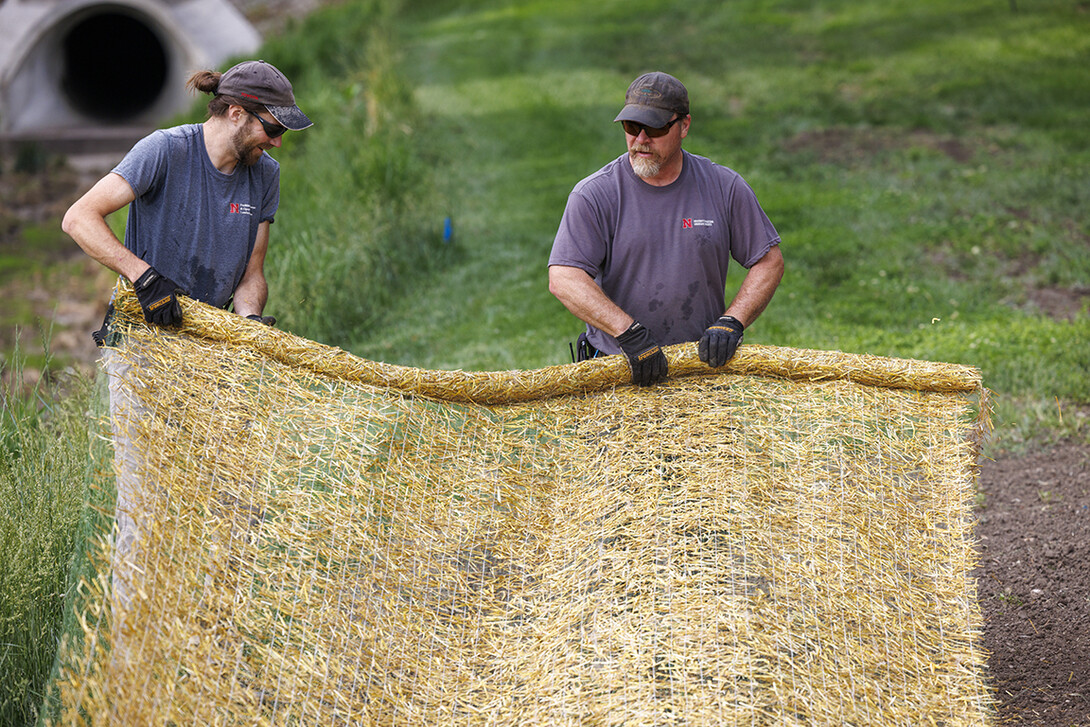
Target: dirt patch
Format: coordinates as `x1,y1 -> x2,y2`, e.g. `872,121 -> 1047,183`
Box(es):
976,440 -> 1090,726
1023,287 -> 1090,322
781,126 -> 976,165
0,156 -> 113,388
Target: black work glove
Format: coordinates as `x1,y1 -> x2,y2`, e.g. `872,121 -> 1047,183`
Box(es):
615,321 -> 669,387
698,315 -> 744,368
133,267 -> 185,327
246,314 -> 277,326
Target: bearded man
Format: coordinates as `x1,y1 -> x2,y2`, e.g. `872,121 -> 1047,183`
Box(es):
64,59 -> 311,325
548,71 -> 784,386
62,59 -> 311,613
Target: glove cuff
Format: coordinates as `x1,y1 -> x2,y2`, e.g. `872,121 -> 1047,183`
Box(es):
133,267 -> 160,291
712,315 -> 745,334
615,320 -> 646,345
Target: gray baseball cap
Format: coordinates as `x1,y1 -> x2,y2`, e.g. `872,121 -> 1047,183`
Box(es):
217,60 -> 313,131
614,72 -> 690,128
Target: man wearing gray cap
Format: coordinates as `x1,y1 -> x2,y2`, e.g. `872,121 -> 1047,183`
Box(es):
549,71 -> 784,386
61,59 -> 311,616
64,59 -> 312,327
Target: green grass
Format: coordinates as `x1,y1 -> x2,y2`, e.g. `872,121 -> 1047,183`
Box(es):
0,348 -> 107,726
250,0 -> 456,343
2,0 -> 1089,721
0,212 -> 99,376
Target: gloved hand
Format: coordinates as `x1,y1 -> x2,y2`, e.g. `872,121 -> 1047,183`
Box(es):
615,321 -> 668,387
698,315 -> 744,368
246,314 -> 277,326
133,267 -> 185,327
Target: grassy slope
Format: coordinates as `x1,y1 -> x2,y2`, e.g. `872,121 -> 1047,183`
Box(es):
334,0 -> 1088,453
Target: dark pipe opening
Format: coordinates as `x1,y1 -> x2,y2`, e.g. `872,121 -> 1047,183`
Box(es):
61,11 -> 169,122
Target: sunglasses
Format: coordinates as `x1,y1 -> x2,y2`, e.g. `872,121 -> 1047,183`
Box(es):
622,116 -> 684,138
247,109 -> 287,139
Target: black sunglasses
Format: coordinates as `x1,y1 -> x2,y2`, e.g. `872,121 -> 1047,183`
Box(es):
622,116 -> 684,138
247,109 -> 287,139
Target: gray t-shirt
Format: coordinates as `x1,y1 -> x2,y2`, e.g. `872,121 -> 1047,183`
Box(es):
113,123 -> 280,309
549,150 -> 780,354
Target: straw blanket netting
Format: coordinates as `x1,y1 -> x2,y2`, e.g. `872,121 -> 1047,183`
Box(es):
47,289 -> 994,725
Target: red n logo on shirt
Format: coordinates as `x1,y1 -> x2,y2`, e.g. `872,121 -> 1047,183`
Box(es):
230,203 -> 240,214
682,218 -> 693,229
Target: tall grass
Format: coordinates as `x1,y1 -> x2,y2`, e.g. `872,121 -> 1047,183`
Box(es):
250,0 -> 455,345
0,345 -> 104,727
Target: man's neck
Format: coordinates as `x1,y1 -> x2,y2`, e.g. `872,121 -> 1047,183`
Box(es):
202,118 -> 238,175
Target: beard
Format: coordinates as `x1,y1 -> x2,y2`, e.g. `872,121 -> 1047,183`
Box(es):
628,144 -> 663,178
231,127 -> 266,168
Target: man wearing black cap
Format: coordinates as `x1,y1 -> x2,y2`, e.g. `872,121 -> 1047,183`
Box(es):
61,59 -> 311,615
548,71 -> 784,386
64,59 -> 312,327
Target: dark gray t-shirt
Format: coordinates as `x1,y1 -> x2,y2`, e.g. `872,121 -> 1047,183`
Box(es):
549,150 -> 780,354
113,123 -> 280,309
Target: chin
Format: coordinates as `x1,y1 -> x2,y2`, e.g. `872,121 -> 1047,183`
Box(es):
630,156 -> 662,179
240,150 -> 264,168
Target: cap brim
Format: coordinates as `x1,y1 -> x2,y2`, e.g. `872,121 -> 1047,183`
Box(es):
613,104 -> 674,128
267,104 -> 313,131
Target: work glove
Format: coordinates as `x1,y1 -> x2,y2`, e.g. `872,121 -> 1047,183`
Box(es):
246,314 -> 277,326
698,315 -> 744,368
616,321 -> 668,387
133,267 -> 185,327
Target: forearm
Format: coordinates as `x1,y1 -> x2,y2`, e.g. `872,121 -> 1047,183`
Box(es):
61,173 -> 148,283
231,274 -> 268,318
548,265 -> 632,337
233,222 -> 271,317
67,219 -> 147,282
724,246 -> 784,327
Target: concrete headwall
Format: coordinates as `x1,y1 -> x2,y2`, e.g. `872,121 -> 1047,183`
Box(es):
0,0 -> 261,148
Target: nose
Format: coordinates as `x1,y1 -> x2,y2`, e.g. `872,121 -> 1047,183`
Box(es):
270,135 -> 283,148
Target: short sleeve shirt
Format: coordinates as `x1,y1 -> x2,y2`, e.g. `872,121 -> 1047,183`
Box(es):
548,150 -> 780,353
112,124 -> 280,309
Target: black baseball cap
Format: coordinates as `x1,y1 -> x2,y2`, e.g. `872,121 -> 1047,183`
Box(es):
217,60 -> 313,131
614,72 -> 690,128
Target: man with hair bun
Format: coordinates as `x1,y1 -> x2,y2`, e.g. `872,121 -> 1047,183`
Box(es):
61,59 -> 312,614
64,59 -> 312,327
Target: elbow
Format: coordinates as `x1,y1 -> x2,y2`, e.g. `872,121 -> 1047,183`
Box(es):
60,206 -> 77,238
547,267 -> 567,301
61,203 -> 89,243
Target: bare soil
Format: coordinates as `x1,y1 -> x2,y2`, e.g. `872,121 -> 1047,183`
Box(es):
2,137 -> 1088,726
977,442 -> 1090,726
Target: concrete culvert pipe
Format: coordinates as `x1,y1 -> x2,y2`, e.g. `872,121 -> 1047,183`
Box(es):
60,8 -> 170,123
0,0 -> 261,150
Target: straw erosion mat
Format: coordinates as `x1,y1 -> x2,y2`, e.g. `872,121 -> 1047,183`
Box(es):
48,288 -> 994,726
